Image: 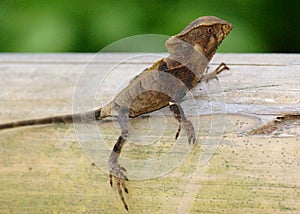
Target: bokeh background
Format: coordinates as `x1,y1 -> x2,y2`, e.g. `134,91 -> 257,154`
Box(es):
0,0 -> 299,53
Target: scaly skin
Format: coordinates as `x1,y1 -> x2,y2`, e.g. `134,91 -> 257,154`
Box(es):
0,16 -> 232,210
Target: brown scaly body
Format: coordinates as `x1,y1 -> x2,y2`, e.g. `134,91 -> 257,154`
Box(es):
0,16 -> 232,210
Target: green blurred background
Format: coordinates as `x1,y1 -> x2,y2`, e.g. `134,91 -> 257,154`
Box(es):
0,0 -> 299,53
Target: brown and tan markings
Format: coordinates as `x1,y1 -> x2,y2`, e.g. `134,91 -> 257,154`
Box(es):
0,16 -> 232,210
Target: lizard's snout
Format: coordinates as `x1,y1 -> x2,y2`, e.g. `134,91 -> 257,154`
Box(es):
222,23 -> 233,38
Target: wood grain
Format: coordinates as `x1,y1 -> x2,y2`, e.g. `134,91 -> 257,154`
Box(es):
0,53 -> 299,213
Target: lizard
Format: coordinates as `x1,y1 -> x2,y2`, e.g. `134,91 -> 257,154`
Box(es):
0,16 -> 232,210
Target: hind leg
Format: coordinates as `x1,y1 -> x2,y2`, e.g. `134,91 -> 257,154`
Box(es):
108,107 -> 130,210
169,86 -> 196,144
169,100 -> 196,144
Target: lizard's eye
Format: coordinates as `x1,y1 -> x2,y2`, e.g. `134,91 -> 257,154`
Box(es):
206,27 -> 214,34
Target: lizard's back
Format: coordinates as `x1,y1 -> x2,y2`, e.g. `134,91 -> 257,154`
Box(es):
106,58 -> 198,118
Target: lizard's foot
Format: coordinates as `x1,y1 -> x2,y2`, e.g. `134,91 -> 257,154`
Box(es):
170,101 -> 196,144
109,161 -> 129,210
175,119 -> 196,144
200,62 -> 229,83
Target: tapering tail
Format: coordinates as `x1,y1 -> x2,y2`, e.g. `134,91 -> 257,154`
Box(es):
0,109 -> 101,130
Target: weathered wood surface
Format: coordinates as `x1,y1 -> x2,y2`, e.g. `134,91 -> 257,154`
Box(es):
0,53 -> 299,213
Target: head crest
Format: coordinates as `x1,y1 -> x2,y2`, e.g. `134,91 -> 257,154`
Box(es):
176,16 -> 230,37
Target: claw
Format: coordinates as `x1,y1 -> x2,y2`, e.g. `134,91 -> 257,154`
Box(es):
115,175 -> 129,210
214,62 -> 229,75
121,180 -> 129,193
175,123 -> 181,139
123,174 -> 129,181
205,66 -> 210,74
120,166 -> 127,172
109,161 -> 129,210
109,174 -> 113,186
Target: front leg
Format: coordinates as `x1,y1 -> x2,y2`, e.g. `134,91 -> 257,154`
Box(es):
169,100 -> 196,144
199,62 -> 229,83
109,107 -> 129,210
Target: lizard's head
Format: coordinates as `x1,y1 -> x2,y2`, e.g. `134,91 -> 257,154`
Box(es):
166,16 -> 232,61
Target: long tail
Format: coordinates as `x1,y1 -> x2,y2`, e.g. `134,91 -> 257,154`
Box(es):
0,109 -> 101,130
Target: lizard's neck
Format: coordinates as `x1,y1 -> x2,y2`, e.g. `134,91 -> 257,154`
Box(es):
166,48 -> 210,79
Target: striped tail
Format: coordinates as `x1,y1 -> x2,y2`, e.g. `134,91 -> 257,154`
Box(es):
0,109 -> 101,130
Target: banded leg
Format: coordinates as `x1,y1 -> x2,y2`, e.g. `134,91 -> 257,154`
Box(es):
169,100 -> 196,144
108,107 -> 129,210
